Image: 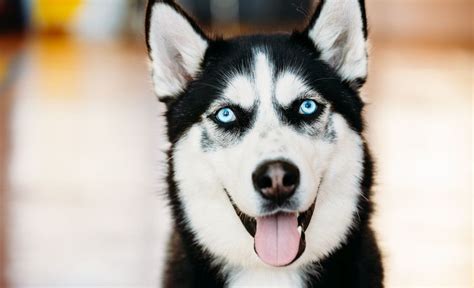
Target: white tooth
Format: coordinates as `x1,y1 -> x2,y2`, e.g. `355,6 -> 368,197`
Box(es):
297,226 -> 302,234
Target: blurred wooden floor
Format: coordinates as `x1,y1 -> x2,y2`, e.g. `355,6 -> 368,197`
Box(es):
0,34 -> 472,287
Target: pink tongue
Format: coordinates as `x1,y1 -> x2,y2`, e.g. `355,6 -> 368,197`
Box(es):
255,213 -> 301,267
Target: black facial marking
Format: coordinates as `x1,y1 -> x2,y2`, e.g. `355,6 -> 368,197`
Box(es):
166,39 -> 255,144
277,98 -> 326,131
209,104 -> 255,135
200,128 -> 214,151
269,33 -> 364,133
200,105 -> 256,151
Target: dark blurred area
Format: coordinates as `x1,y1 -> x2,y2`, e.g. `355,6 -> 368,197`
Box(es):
0,0 -> 315,37
180,0 -> 313,26
0,0 -> 27,33
0,1 -> 472,287
0,0 -> 472,43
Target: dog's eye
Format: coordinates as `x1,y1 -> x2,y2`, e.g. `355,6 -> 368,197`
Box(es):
298,100 -> 318,115
215,107 -> 237,124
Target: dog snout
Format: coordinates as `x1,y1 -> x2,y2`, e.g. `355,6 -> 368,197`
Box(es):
252,160 -> 300,204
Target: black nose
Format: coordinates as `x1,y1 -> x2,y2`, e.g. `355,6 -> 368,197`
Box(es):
252,160 -> 300,204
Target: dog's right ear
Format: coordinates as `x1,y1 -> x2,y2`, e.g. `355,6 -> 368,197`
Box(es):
145,0 -> 209,102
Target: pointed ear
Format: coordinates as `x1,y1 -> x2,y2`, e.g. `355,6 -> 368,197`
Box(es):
304,0 -> 368,88
145,0 -> 209,101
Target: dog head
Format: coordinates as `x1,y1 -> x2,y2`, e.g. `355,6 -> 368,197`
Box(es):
146,0 -> 369,270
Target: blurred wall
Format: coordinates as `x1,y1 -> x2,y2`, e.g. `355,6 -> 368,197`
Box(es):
367,0 -> 473,47
2,0 -> 472,45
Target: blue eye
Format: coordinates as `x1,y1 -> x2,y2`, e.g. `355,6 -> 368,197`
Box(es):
298,100 -> 318,115
215,107 -> 236,124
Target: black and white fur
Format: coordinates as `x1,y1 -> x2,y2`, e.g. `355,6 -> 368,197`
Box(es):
145,0 -> 383,286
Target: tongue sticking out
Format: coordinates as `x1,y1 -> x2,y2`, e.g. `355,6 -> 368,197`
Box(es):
254,213 -> 301,267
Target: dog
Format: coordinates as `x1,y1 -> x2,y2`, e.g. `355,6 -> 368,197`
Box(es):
145,0 -> 383,286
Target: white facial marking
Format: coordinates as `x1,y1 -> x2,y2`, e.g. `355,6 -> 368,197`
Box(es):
221,74 -> 255,108
174,127 -> 257,267
253,51 -> 274,107
148,3 -> 208,98
275,71 -> 311,107
291,114 -> 364,266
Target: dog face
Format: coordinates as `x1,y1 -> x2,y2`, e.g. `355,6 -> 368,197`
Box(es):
146,0 -> 368,270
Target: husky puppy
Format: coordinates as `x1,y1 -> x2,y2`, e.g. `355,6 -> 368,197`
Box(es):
145,0 -> 383,286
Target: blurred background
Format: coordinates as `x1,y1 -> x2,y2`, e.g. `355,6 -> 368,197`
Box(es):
0,0 -> 472,287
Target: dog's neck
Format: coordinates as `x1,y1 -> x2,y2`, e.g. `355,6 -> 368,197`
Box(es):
227,267 -> 305,287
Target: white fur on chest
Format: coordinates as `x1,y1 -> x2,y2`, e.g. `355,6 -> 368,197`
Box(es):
228,268 -> 304,287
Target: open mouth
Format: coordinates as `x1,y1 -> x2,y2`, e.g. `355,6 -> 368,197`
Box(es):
224,190 -> 317,267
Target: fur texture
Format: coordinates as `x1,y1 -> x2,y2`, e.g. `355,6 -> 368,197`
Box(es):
145,0 -> 383,287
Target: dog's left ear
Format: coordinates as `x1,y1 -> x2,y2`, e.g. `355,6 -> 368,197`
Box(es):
145,0 -> 209,101
304,0 -> 368,88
